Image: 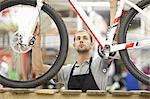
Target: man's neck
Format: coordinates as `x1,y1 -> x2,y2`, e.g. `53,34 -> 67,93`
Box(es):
77,52 -> 91,65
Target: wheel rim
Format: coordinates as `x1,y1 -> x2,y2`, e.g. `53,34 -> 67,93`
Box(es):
119,2 -> 150,85
0,1 -> 68,88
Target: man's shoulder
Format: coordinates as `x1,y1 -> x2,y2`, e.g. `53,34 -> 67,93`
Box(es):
90,56 -> 101,69
61,64 -> 74,71
92,56 -> 101,63
58,64 -> 74,77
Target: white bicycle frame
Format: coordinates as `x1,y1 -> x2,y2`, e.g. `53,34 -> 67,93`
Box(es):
20,0 -> 150,54
20,0 -> 44,45
68,0 -> 150,53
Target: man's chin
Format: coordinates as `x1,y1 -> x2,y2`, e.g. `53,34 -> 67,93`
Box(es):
77,49 -> 89,53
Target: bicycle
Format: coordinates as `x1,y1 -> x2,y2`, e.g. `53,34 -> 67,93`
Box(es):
0,0 -> 149,88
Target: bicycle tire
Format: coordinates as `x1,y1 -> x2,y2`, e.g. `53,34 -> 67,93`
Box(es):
118,0 -> 150,85
0,0 -> 68,88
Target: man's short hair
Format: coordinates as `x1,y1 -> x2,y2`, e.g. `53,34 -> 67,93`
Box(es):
74,29 -> 93,42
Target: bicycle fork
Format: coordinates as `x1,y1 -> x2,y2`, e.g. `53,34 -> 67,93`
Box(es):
19,0 -> 44,46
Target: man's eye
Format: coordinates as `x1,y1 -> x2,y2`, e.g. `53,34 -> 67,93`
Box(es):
84,37 -> 88,40
77,37 -> 80,40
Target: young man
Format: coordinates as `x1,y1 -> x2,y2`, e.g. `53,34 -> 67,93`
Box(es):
57,29 -> 111,91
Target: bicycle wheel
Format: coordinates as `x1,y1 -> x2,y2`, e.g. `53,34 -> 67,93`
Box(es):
0,0 -> 68,88
119,0 -> 150,85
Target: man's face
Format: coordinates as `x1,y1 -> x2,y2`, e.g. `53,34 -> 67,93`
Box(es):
74,32 -> 93,53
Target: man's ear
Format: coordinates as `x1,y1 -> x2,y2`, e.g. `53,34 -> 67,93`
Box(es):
90,42 -> 94,48
73,43 -> 75,47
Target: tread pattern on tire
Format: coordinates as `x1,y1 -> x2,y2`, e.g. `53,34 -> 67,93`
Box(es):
118,0 -> 150,85
0,0 -> 68,88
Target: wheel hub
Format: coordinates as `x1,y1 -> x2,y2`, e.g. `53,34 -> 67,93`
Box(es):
10,31 -> 33,53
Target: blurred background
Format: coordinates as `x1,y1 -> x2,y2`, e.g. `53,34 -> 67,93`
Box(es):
0,0 -> 149,90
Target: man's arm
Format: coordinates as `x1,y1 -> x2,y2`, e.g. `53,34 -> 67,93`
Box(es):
32,24 -> 49,76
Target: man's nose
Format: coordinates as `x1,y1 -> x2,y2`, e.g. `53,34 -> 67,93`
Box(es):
79,40 -> 83,43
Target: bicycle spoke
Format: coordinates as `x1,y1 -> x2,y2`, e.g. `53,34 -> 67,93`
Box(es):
0,4 -> 60,81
